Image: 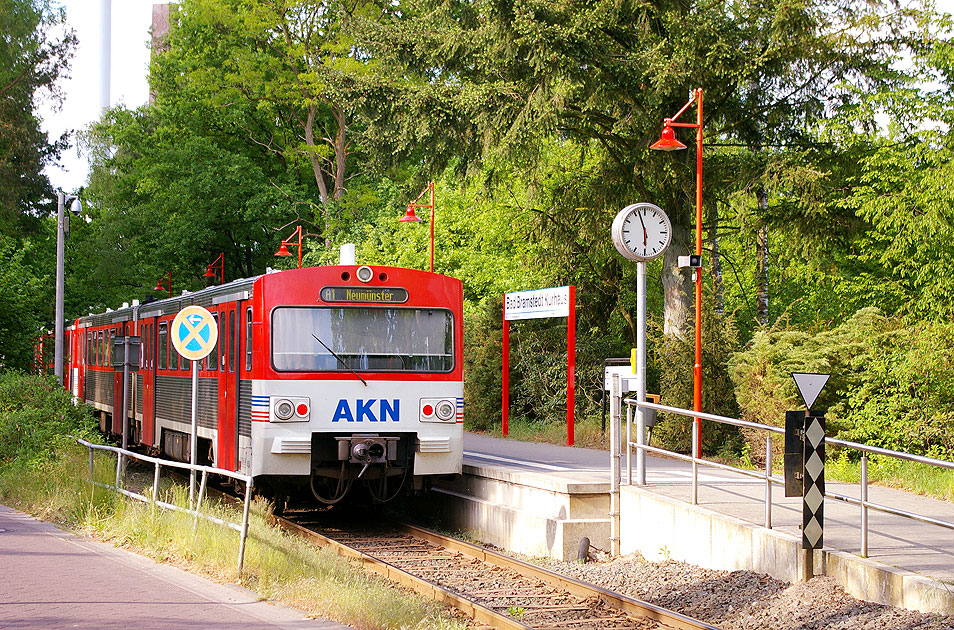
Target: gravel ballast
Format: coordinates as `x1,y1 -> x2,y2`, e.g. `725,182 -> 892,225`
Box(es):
542,554 -> 954,629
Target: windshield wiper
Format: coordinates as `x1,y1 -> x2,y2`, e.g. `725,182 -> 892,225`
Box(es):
311,333 -> 367,386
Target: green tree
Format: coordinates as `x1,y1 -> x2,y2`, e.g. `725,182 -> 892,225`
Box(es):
0,0 -> 75,235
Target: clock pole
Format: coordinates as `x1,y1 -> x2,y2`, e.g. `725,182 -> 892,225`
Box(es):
635,260 -> 647,485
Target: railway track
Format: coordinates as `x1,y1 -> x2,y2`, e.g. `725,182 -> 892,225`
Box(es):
276,513 -> 720,630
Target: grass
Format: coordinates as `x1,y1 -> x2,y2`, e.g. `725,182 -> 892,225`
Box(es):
826,450 -> 954,502
469,413 -> 610,449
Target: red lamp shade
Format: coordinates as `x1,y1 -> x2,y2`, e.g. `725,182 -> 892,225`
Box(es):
154,281 -> 165,291
650,124 -> 687,151
203,267 -> 216,278
274,243 -> 291,257
399,206 -> 423,222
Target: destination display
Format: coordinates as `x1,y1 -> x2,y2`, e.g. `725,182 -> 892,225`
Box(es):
320,286 -> 409,303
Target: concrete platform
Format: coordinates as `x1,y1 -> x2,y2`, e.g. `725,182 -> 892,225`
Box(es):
0,504 -> 350,630
435,433 -> 954,615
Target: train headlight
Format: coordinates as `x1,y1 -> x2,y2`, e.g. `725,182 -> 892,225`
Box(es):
274,399 -> 295,420
419,398 -> 459,423
435,400 -> 456,422
356,265 -> 374,283
271,396 -> 310,422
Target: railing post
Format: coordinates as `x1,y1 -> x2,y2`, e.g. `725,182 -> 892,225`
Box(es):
88,447 -> 94,483
861,453 -> 869,557
625,403 -> 633,485
691,418 -> 699,505
237,477 -> 254,579
194,469 -> 209,528
152,461 -> 161,504
115,451 -> 123,489
765,434 -> 773,529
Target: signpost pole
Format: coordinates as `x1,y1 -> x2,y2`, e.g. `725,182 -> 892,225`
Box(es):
190,358 -> 198,507
567,285 -> 575,447
502,302 -> 509,437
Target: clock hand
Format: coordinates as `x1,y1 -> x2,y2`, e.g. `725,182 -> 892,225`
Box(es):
636,210 -> 648,245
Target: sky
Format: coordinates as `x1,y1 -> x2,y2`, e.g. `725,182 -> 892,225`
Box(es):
42,0 -> 158,193
41,0 -> 954,194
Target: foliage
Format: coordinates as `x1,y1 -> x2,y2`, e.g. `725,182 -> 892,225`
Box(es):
0,372 -> 98,466
0,0 -> 75,236
0,236 -> 50,370
729,308 -> 954,460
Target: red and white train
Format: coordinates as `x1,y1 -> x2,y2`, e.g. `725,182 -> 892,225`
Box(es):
58,264 -> 464,504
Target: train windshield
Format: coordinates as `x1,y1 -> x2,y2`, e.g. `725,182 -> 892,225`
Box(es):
271,307 -> 454,373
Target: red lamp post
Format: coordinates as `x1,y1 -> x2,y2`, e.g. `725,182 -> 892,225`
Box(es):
275,225 -> 303,269
154,271 -> 172,298
399,181 -> 436,272
650,87 -> 704,459
203,252 -> 225,284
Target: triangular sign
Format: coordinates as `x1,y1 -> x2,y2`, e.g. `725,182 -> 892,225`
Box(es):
792,372 -> 830,410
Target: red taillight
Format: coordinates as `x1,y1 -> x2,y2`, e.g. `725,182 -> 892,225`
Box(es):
296,403 -> 309,416
422,404 -> 434,416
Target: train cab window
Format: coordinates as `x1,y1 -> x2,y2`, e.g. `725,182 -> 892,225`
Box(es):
245,307 -> 253,371
158,323 -> 168,370
206,315 -> 218,371
228,310 -> 236,373
271,307 -> 454,373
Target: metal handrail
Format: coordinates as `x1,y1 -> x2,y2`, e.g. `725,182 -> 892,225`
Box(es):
76,438 -> 254,576
622,399 -> 954,558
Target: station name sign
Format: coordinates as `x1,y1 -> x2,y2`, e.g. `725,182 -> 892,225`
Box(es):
504,286 -> 571,321
321,286 -> 409,304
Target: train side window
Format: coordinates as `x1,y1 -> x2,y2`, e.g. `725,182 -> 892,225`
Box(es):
228,310 -> 235,373
170,327 -> 179,371
219,315 -> 226,371
206,314 -> 219,370
158,323 -> 168,370
86,332 -> 92,366
245,307 -> 253,371
98,331 -> 104,366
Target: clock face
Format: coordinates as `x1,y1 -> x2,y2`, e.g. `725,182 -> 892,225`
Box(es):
612,203 -> 672,261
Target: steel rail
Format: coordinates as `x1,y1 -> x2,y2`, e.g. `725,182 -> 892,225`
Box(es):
398,522 -> 720,630
272,517 -> 533,630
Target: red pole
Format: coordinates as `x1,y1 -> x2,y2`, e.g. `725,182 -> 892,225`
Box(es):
693,88 -> 703,458
567,285 -> 575,446
429,182 -> 435,273
296,225 -> 303,269
502,300 -> 509,436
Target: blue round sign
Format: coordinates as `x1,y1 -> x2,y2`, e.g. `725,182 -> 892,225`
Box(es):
171,306 -> 218,361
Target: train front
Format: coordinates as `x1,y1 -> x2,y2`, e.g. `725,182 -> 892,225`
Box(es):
250,265 -> 464,504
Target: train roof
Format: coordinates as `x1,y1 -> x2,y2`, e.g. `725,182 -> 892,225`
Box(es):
76,273 -> 261,327
73,265 -> 460,328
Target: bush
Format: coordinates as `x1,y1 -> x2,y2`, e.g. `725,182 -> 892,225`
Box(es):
0,372 -> 99,466
729,307 -> 954,461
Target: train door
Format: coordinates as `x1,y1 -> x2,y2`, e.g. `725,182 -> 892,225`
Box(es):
216,304 -> 238,470
141,320 -> 156,447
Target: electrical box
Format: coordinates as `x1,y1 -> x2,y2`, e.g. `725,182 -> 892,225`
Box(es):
784,410 -> 805,497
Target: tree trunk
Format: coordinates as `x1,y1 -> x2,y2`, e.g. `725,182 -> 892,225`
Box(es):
662,220 -> 693,339
755,187 -> 769,326
710,202 -> 724,317
304,104 -> 331,205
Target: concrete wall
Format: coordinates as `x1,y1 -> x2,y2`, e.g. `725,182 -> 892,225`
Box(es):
619,485 -> 954,615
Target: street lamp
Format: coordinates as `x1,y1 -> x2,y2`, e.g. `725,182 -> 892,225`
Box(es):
650,87 -> 703,459
275,225 -> 302,269
54,191 -> 82,385
399,181 -> 436,273
154,271 -> 172,298
203,252 -> 225,284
